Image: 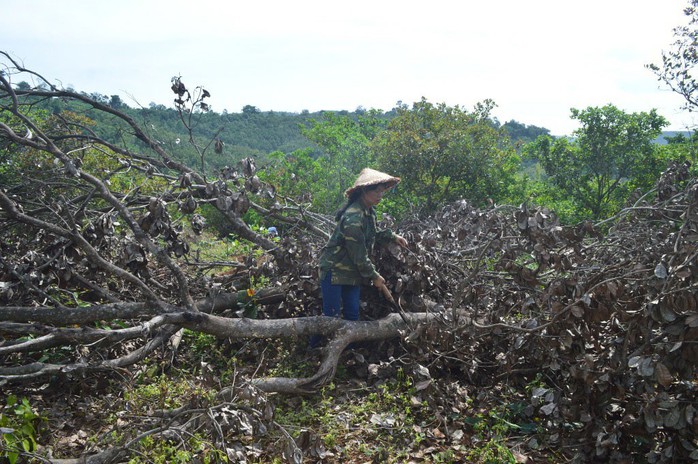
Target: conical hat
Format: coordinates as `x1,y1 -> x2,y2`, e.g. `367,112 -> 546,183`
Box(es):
345,168 -> 400,197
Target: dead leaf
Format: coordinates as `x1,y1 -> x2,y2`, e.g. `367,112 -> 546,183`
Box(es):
655,362 -> 673,388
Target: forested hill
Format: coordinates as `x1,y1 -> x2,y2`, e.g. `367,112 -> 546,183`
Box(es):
32,89 -> 690,177
38,91 -> 552,170
132,104 -> 552,154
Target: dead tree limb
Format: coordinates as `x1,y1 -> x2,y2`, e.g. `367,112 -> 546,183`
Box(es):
163,310 -> 442,394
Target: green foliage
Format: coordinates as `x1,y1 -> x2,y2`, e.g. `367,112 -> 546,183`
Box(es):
1,105 -> 168,204
127,377 -> 183,410
466,439 -> 517,464
519,178 -> 580,223
179,330 -> 241,385
659,131 -> 698,171
525,104 -> 670,219
15,90 -> 322,176
273,370 -> 423,461
259,110 -> 392,215
464,398 -> 538,464
260,148 -> 328,210
185,330 -> 222,358
501,119 -> 551,145
128,434 -> 228,464
0,395 -> 46,464
631,140 -> 695,190
0,107 -> 54,186
235,275 -> 270,319
300,110 -> 388,213
372,98 -> 520,217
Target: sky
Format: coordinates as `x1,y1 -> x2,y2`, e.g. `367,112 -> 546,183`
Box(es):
0,0 -> 694,136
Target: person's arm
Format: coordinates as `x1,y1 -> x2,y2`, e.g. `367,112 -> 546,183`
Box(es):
376,229 -> 408,248
393,233 -> 408,248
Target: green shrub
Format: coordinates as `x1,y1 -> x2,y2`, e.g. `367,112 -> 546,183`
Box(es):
0,395 -> 47,464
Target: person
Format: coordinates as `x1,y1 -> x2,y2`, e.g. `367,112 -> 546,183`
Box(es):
310,168 -> 408,348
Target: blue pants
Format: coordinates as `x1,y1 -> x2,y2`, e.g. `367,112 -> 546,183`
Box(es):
309,271 -> 360,347
320,271 -> 360,320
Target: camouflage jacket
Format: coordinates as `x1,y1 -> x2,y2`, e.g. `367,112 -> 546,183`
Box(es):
318,200 -> 395,286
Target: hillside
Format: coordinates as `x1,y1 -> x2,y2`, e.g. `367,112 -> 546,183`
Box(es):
40,91 -> 552,169
89,97 -> 697,161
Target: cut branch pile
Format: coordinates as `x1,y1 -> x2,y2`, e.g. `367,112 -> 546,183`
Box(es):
386,160 -> 698,463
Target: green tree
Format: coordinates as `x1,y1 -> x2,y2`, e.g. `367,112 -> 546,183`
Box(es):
664,130 -> 698,166
260,148 -> 324,207
371,98 -> 519,215
526,104 -> 668,219
241,104 -> 260,114
108,94 -> 125,109
501,119 -> 550,145
301,110 -> 387,213
0,107 -> 54,187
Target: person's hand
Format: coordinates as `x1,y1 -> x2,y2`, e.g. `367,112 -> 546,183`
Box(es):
394,234 -> 408,248
373,275 -> 386,288
373,275 -> 394,303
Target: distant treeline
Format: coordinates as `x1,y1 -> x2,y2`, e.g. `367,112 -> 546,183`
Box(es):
30,86 -> 551,170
